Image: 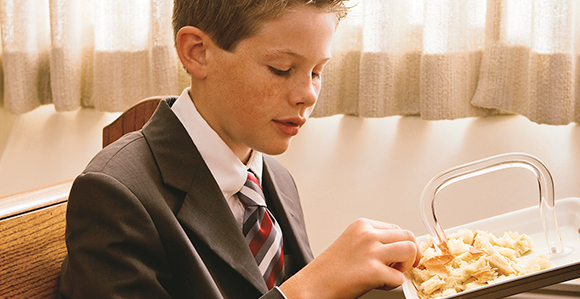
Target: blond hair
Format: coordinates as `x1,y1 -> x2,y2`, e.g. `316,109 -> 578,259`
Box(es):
173,0 -> 349,51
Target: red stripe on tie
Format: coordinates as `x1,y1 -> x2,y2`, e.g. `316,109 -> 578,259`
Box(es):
240,170 -> 285,290
247,172 -> 261,189
248,212 -> 273,256
266,248 -> 285,289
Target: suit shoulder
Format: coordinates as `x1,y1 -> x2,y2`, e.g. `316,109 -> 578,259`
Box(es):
84,131 -> 152,175
263,155 -> 299,196
263,155 -> 292,177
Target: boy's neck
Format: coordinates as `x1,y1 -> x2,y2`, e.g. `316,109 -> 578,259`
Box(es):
187,88 -> 253,165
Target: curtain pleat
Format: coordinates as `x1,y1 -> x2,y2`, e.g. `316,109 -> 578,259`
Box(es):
49,0 -> 89,111
1,0 -> 52,113
91,0 -> 179,111
471,0 -> 577,125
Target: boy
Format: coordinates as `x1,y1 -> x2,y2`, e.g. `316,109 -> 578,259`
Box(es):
59,1 -> 421,298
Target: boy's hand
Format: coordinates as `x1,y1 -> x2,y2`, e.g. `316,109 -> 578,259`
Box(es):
280,218 -> 421,299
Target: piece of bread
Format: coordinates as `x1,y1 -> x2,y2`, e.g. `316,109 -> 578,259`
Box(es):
408,229 -> 551,299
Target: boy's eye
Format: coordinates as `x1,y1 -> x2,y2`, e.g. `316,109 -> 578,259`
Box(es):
269,66 -> 291,77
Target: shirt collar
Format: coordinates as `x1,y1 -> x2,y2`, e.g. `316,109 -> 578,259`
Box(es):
246,149 -> 264,185
170,88 -> 263,199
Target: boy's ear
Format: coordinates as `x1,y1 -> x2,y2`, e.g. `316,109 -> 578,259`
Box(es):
176,26 -> 210,79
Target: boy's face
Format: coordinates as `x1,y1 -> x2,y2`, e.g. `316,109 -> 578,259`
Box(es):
197,5 -> 337,161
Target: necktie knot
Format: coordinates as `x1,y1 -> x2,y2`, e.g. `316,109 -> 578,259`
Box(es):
238,172 -> 266,208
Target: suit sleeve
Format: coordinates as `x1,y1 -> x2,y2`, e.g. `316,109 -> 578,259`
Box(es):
260,287 -> 289,299
59,172 -> 173,299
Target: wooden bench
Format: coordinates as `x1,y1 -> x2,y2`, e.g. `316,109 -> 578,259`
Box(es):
0,181 -> 71,298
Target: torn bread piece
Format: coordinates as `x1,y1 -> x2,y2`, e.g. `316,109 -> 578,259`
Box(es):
408,229 -> 551,299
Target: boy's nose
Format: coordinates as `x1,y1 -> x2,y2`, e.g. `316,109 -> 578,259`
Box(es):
290,76 -> 318,108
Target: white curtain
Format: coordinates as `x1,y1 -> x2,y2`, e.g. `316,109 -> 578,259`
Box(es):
0,0 -> 188,114
316,0 -> 580,125
1,0 -> 579,125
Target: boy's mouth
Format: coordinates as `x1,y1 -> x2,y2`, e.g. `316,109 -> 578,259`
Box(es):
273,117 -> 306,136
275,117 -> 306,126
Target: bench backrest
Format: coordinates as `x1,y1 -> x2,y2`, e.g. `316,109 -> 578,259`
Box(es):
102,97 -> 162,147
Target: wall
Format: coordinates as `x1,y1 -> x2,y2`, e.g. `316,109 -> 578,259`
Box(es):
0,105 -> 120,197
1,106 -> 579,298
0,107 -> 16,161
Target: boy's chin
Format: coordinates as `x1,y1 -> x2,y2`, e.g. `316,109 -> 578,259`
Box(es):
257,140 -> 293,156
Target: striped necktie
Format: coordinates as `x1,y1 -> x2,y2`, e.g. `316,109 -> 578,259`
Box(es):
238,171 -> 285,290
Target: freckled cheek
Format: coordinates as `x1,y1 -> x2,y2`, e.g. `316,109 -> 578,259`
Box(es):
235,88 -> 286,129
219,66 -> 287,115
257,84 -> 286,104
235,76 -> 286,109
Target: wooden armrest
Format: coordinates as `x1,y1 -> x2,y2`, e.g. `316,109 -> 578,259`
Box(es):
0,180 -> 72,219
0,181 -> 71,298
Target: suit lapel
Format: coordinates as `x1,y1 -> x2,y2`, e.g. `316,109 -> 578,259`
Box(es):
262,157 -> 314,267
142,100 -> 268,293
176,169 -> 269,293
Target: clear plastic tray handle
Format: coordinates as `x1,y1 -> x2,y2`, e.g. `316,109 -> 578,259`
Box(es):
420,152 -> 564,254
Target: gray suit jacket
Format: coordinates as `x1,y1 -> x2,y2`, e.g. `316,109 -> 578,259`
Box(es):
59,98 -> 314,299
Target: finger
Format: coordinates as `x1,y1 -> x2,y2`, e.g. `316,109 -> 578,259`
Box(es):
414,242 -> 422,267
374,228 -> 416,244
378,229 -> 422,267
358,219 -> 422,267
381,240 -> 420,273
364,218 -> 402,230
375,266 -> 406,291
